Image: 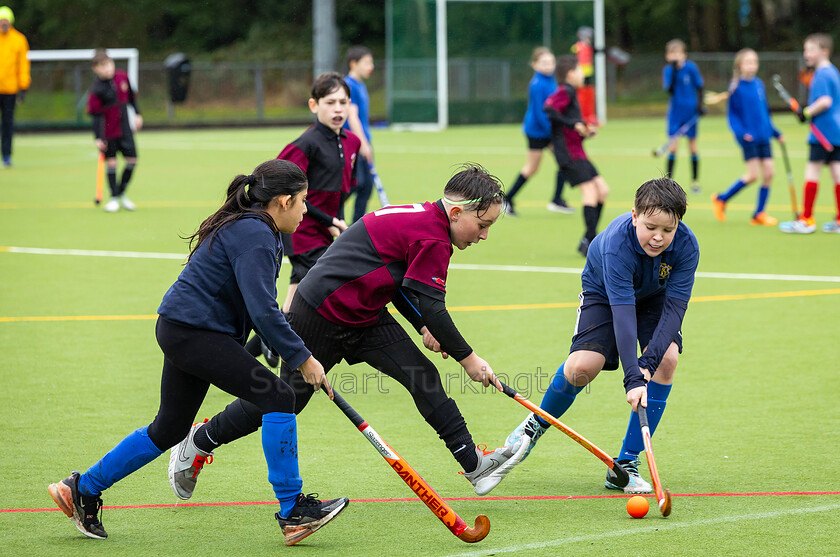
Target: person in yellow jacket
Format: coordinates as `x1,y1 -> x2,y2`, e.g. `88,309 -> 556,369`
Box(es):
0,6 -> 30,168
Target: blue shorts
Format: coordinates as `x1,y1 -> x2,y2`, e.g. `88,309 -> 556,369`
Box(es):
809,142 -> 840,163
741,141 -> 772,161
569,291 -> 683,371
667,113 -> 698,139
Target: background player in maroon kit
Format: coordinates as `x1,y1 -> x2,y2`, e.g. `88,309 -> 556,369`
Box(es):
545,55 -> 609,257
88,49 -> 142,213
169,163 -> 530,500
245,72 -> 361,366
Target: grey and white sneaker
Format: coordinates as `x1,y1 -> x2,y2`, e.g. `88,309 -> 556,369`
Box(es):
547,200 -> 574,214
119,195 -> 136,211
48,471 -> 108,539
276,493 -> 349,546
779,218 -> 816,234
605,458 -> 652,494
104,198 -> 120,212
505,412 -> 548,462
463,436 -> 529,496
169,421 -> 213,500
822,220 -> 840,233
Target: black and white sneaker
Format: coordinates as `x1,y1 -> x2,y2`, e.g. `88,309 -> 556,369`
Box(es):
275,493 -> 349,546
48,471 -> 108,539
577,237 -> 591,257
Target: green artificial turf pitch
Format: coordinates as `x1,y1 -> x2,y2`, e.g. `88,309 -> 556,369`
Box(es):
1,118 -> 838,556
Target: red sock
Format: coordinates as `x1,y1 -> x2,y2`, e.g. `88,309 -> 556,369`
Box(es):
835,183 -> 840,220
802,181 -> 818,219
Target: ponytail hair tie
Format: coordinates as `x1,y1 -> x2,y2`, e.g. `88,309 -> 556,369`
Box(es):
247,174 -> 256,187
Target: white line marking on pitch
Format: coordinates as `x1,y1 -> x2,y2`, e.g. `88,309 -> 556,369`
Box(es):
443,502 -> 840,557
3,247 -> 840,283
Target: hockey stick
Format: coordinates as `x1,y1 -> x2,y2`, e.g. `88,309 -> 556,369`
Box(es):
652,112 -> 701,157
638,405 -> 671,517
95,152 -> 105,205
368,164 -> 390,207
772,75 -> 833,152
327,390 -> 490,543
499,382 -> 629,488
777,139 -> 799,219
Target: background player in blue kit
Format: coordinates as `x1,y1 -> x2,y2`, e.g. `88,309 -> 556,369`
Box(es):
504,177 -> 699,494
712,48 -> 782,227
343,45 -> 376,223
780,33 -> 840,235
663,39 -> 705,194
169,164 -> 530,501
505,47 -> 572,217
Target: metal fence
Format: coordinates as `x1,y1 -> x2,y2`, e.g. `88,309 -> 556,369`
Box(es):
16,52 -> 806,129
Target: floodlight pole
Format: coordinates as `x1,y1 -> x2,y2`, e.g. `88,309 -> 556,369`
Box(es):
436,0 -> 449,130
593,0 -> 606,123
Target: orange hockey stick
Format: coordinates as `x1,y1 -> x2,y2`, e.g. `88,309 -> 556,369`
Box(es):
328,390 -> 490,543
95,152 -> 105,205
638,405 -> 672,516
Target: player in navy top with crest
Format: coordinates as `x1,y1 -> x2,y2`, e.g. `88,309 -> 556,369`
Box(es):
48,159 -> 348,546
505,177 -> 699,494
712,48 -> 782,227
170,164 -> 531,499
343,45 -> 376,223
663,39 -> 705,193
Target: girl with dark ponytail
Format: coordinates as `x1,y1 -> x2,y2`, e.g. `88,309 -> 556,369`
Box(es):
49,159 -> 349,547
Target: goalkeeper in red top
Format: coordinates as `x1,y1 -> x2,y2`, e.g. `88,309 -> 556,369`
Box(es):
168,164 -> 530,500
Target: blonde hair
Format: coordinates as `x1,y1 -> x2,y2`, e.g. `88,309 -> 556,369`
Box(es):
666,39 -> 686,54
731,48 -> 757,87
530,47 -> 553,65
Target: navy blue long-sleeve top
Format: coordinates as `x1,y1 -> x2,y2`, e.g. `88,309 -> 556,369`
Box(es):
158,212 -> 311,370
727,77 -> 780,146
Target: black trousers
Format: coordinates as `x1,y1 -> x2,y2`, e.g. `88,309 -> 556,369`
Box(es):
209,295 -> 470,450
0,94 -> 16,160
146,317 -> 296,451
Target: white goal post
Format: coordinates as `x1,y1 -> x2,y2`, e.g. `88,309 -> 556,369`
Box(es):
434,0 -> 604,129
27,48 -> 140,91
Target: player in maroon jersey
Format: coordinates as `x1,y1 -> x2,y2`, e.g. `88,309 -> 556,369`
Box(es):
169,163 -> 531,499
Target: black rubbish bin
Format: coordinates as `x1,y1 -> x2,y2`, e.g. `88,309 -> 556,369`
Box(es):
164,53 -> 191,103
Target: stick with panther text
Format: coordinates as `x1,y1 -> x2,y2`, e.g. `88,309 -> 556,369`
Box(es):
327,390 -> 490,543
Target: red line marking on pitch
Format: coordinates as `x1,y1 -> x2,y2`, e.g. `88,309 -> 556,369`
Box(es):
6,491 -> 839,514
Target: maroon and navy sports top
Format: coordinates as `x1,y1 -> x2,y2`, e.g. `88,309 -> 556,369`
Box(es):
297,200 -> 453,327
278,120 -> 361,255
87,70 -> 139,141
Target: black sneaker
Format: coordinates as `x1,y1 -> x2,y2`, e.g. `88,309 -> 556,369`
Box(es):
48,471 -> 108,539
275,493 -> 349,546
577,237 -> 590,257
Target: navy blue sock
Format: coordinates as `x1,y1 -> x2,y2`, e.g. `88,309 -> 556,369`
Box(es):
618,381 -> 672,461
263,412 -> 302,518
691,154 -> 699,181
537,362 -> 585,426
755,185 -> 770,216
666,154 -> 676,177
78,426 -> 164,497
718,178 -> 747,202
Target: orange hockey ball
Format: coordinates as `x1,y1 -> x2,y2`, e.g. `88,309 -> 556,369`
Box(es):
626,495 -> 649,518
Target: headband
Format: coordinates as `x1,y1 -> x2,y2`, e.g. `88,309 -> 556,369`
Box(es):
443,191 -> 502,206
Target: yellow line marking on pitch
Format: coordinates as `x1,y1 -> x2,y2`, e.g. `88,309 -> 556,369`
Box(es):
2,288 -> 839,323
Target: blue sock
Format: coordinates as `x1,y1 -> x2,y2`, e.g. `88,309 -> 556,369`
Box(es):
78,426 -> 164,497
262,412 -> 303,518
718,179 -> 747,202
618,381 -> 672,461
537,362 -> 585,426
755,185 -> 770,216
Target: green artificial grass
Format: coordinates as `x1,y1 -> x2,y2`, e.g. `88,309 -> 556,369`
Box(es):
1,118 -> 838,555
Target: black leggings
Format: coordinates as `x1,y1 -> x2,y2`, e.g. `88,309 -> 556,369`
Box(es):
209,296 -> 470,451
146,317 -> 295,451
